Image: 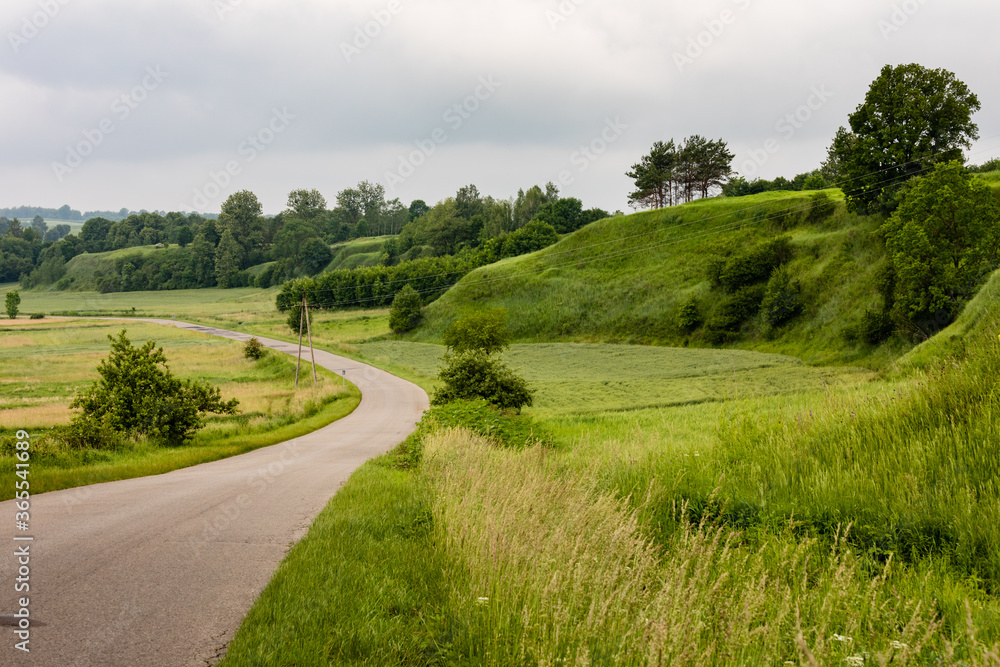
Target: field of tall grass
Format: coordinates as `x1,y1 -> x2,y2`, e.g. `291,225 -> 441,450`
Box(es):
224,319 -> 1000,664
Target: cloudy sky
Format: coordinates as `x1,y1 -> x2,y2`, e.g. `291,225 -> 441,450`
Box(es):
1,0 -> 998,216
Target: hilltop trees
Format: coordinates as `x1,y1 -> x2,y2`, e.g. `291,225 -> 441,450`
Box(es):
879,162 -> 1000,329
830,64 -> 981,214
627,136 -> 733,210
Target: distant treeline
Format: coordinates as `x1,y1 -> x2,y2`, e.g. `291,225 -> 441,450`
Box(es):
276,220 -> 561,312
0,205 -> 160,223
4,179 -> 609,294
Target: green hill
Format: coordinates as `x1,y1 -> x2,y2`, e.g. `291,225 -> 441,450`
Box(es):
323,236 -> 394,272
411,190 -> 898,365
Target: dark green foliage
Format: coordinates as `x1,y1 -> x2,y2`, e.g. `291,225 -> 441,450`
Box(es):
761,267 -> 802,328
880,162 -> 1000,329
29,313 -> 44,320
805,192 -> 835,224
54,413 -> 125,451
243,337 -> 267,360
706,285 -> 767,341
858,309 -> 894,345
69,330 -> 240,446
299,237 -> 333,276
713,237 -> 793,293
628,136 -> 734,208
433,354 -> 534,412
830,64 -> 981,214
389,284 -> 423,333
535,197 -> 583,233
286,304 -> 303,334
5,290 -> 19,319
433,311 -> 533,412
676,297 -> 702,332
441,309 -> 510,355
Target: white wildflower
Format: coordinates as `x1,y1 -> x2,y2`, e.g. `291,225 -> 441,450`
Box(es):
832,634 -> 854,644
845,656 -> 864,666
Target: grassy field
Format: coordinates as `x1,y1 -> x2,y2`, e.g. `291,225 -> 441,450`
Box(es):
0,318 -> 360,499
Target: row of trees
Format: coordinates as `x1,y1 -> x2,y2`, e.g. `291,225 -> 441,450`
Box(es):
626,136 -> 734,210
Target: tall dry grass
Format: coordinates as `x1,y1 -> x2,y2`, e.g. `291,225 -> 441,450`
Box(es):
423,428 -> 1000,666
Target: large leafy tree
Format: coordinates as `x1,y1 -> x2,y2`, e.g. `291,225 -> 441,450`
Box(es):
286,189 -> 327,220
214,229 -> 245,288
880,162 -> 1000,329
830,64 -> 980,215
219,190 -> 263,253
71,330 -> 239,445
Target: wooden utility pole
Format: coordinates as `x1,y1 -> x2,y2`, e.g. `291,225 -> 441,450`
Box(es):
295,300 -> 304,389
303,296 -> 317,382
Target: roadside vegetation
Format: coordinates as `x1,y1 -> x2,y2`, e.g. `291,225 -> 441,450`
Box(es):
0,319 -> 359,499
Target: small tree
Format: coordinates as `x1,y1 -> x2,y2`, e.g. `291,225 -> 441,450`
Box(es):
389,285 -> 423,333
244,337 -> 267,360
5,291 -> 20,319
70,330 -> 240,446
433,310 -> 533,412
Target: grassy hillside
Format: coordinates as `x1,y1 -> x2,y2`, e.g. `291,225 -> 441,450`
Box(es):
409,190 -> 929,366
323,236 -> 394,272
56,244 -> 177,290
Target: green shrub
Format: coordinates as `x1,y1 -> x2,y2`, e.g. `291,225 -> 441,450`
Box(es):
53,413 -> 126,451
243,337 -> 268,360
859,308 -> 894,345
676,297 -> 702,332
805,192 -> 836,223
70,329 -> 240,446
5,291 -> 19,319
761,267 -> 802,328
389,284 -> 423,333
714,237 -> 793,293
433,310 -> 533,412
29,313 -> 44,320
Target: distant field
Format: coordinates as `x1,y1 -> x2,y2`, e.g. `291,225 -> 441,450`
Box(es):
357,340 -> 870,416
0,317 -> 360,498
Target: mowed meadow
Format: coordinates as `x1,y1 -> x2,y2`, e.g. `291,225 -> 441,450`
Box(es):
0,316 -> 359,498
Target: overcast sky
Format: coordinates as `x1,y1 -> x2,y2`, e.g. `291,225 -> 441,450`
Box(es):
1,0 -> 998,216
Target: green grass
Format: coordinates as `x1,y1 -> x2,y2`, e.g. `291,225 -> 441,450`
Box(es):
220,459 -> 447,666
0,318 -> 361,499
324,236 -> 395,272
408,191 -> 899,366
357,340 -> 871,417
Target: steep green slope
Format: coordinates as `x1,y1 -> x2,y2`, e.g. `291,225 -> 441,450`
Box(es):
323,236 -> 395,272
412,190 -> 894,365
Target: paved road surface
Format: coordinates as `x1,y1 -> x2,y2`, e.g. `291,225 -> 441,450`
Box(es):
0,321 -> 429,666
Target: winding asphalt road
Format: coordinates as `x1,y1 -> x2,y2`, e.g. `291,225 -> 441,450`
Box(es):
0,321 -> 429,666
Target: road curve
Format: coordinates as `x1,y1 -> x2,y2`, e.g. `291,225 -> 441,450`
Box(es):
0,321 -> 429,666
